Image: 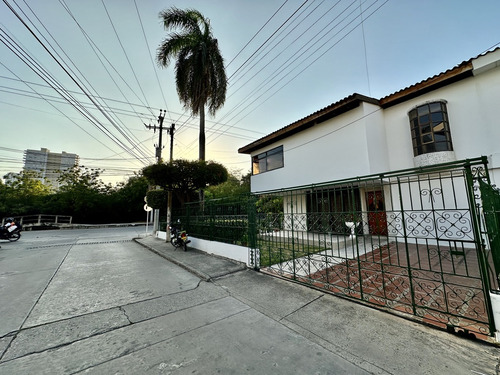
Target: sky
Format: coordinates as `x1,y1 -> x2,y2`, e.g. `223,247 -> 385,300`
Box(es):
1,0 -> 499,185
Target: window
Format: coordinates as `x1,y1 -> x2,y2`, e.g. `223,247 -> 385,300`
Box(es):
252,146 -> 284,175
408,101 -> 453,156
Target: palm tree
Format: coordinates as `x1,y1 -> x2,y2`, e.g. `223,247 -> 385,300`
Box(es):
157,7 -> 227,162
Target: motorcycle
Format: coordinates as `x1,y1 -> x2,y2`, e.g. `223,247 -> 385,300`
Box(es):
168,222 -> 190,251
0,218 -> 22,242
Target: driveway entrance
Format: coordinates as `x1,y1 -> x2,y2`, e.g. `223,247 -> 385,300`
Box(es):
256,158 -> 496,340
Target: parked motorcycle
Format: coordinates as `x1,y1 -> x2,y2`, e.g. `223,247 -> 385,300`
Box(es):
168,222 -> 190,251
0,218 -> 22,242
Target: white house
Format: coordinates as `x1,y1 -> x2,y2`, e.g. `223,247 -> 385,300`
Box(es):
237,50 -> 500,341
238,48 -> 500,242
239,48 -> 500,192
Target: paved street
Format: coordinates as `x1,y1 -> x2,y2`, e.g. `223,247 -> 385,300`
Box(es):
0,227 -> 498,374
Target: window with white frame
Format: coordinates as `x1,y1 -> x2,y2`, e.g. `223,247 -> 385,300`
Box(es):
252,146 -> 284,175
408,101 -> 453,156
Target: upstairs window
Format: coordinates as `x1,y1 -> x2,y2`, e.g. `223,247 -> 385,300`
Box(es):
252,146 -> 284,175
408,101 -> 453,156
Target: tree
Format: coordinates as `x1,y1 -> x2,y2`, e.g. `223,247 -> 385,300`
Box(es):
5,170 -> 52,198
156,7 -> 227,161
0,170 -> 52,217
57,165 -> 110,194
204,170 -> 250,200
55,165 -> 110,223
110,175 -> 149,223
143,159 -> 228,205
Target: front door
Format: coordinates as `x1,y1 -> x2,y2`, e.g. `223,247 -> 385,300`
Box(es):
366,190 -> 388,235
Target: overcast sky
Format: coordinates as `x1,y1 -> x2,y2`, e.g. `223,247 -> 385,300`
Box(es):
1,0 -> 499,184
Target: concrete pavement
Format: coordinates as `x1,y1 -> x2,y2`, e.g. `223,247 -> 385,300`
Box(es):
135,235 -> 500,375
1,231 -> 498,374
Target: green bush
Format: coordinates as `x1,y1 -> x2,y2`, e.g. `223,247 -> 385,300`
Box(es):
146,190 -> 168,209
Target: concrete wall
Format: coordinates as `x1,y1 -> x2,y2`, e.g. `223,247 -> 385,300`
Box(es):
156,231 -> 251,266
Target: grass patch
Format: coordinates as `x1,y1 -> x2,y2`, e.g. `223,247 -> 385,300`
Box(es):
257,236 -> 325,267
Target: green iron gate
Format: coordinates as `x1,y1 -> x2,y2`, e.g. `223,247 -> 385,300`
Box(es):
479,179 -> 500,287
254,157 -> 496,339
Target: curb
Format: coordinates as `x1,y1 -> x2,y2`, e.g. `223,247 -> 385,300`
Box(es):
133,238 -> 212,281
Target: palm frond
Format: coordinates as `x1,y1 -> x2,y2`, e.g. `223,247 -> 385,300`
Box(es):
156,7 -> 227,160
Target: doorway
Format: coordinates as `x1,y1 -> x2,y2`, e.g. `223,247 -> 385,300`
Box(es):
366,190 -> 388,235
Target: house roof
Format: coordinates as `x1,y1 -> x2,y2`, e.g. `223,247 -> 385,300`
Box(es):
378,60 -> 473,108
238,48 -> 499,155
238,93 -> 379,154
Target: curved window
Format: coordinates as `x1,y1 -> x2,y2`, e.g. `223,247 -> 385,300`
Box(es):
408,101 -> 453,156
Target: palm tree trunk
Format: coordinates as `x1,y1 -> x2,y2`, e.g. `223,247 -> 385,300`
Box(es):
199,105 -> 205,161
198,104 -> 205,202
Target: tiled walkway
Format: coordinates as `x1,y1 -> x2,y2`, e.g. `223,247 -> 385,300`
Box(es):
263,239 -> 492,341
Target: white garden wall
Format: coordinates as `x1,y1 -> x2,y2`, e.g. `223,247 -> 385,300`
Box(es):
156,231 -> 251,266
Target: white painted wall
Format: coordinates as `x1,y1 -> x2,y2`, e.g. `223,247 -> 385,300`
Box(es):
384,66 -> 500,176
250,103 -> 386,192
249,53 -> 500,191
363,102 -> 390,174
156,231 -> 251,266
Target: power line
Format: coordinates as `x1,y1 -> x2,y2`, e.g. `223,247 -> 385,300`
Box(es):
100,0 -> 152,113
133,0 -> 171,120
0,84 -> 261,142
0,28 -> 148,165
58,0 -> 156,121
22,0 -> 153,161
2,0 -> 152,163
228,0 -> 310,81
225,0 -> 290,69
177,0 -> 389,158
1,0 -> 391,171
57,0 -> 154,159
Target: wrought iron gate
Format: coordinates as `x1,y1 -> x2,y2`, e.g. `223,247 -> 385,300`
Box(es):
479,179 -> 500,287
255,157 -> 496,339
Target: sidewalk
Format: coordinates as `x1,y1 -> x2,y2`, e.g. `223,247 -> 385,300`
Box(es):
136,235 -> 248,281
135,235 -> 499,375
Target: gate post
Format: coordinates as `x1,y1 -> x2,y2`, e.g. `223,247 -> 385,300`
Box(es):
289,190 -> 297,279
464,161 -> 496,339
247,194 -> 259,270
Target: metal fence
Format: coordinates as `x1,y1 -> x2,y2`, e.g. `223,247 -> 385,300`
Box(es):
175,195 -> 252,246
174,157 -> 498,340
2,214 -> 73,229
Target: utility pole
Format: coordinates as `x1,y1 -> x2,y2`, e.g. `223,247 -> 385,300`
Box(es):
144,111 -> 176,241
168,123 -> 175,162
166,123 -> 175,242
144,110 -> 167,235
144,110 -> 167,163
156,110 -> 165,162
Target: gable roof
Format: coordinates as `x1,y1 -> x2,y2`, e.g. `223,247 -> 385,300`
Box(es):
238,48 -> 499,155
238,93 -> 378,154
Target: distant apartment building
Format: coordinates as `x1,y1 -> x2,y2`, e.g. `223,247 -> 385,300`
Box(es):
23,148 -> 79,188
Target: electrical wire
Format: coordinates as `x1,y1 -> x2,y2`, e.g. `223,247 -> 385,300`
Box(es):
0,85 -> 260,142
57,0 -> 154,158
228,0 -> 309,81
2,0 -> 152,164
100,0 -> 152,114
0,28 -> 148,166
1,0 -> 392,176
177,0 -> 389,159
133,0 -> 171,120
225,0 -> 290,69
